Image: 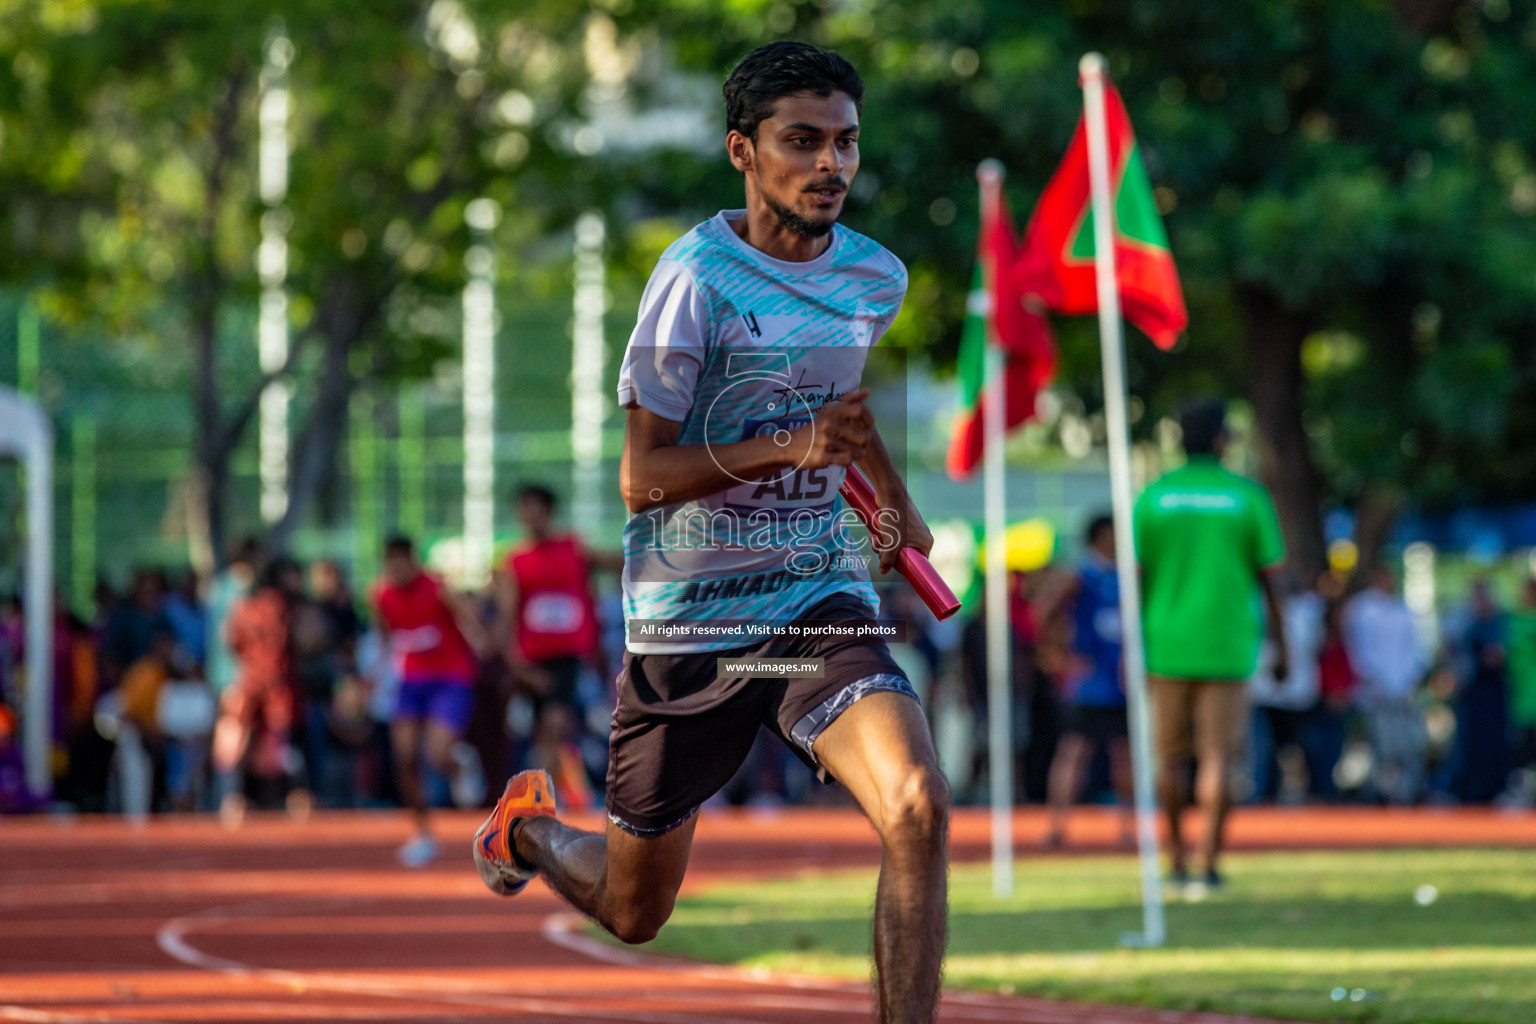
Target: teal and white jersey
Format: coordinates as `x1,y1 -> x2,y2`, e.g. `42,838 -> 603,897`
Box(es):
617,210 -> 907,654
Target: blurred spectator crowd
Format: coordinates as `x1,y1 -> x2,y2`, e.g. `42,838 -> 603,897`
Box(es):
934,554 -> 1536,824
0,488 -> 629,821
1,522 -> 1534,821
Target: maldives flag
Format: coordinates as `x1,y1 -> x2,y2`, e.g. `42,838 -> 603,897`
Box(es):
945,177 -> 1058,480
1012,79 -> 1186,349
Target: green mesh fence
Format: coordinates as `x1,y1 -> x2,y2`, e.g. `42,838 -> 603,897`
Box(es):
0,280 -> 1117,618
0,287 -> 634,613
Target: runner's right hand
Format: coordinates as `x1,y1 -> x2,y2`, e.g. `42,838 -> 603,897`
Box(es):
793,388 -> 872,469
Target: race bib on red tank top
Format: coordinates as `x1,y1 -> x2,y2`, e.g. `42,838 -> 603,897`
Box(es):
508,536 -> 599,662
371,573 -> 476,682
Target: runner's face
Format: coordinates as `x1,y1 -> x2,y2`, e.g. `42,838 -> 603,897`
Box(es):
736,91 -> 859,237
382,552 -> 415,586
1092,529 -> 1115,561
516,496 -> 552,535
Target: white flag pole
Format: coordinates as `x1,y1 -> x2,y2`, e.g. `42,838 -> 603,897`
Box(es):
1079,52 -> 1166,947
977,159 -> 1014,898
463,197 -> 501,588
571,211 -> 608,539
257,25 -> 293,526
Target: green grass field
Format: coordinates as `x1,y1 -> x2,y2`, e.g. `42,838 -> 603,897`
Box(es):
634,849 -> 1536,1024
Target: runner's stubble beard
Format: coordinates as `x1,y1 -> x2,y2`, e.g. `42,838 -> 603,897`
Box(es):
759,168 -> 849,239
764,192 -> 835,239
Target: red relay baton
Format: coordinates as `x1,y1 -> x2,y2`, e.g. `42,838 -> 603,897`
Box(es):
839,465 -> 962,621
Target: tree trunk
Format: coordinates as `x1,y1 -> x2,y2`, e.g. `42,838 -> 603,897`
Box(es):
185,69 -> 248,574
190,315 -> 227,576
267,275 -> 389,552
1353,484 -> 1403,585
268,330 -> 357,552
1241,283 -> 1327,578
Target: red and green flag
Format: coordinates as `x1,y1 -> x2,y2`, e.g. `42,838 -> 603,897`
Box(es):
1011,78 -> 1187,349
945,179 -> 1058,480
946,79 -> 1183,479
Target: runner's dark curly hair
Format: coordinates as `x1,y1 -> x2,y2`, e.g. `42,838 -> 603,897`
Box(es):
723,41 -> 863,142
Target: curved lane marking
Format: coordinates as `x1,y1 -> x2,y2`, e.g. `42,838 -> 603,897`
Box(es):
0,1010 -> 176,1024
539,912 -> 1302,1024
155,900 -> 776,1024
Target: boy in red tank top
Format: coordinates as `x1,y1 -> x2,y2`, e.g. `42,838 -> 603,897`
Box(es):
371,536 -> 488,866
496,485 -> 621,806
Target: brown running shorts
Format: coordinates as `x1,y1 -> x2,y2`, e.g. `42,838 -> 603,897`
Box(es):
605,593 -> 917,837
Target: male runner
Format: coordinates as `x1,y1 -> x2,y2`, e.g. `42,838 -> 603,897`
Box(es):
473,42 -> 950,1022
1134,398 -> 1287,888
371,536 -> 487,866
497,484 -> 620,806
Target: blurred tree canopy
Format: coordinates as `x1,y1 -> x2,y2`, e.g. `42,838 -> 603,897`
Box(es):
2,0 -> 1534,573
0,0 -> 600,564
612,0 -> 1536,573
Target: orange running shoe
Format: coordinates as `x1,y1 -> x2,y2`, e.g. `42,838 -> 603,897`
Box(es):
473,769 -> 557,896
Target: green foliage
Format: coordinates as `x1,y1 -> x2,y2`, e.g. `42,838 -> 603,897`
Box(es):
0,0 -> 606,348
2,0 -> 1535,547
610,0 -> 1536,515
0,0 -> 618,552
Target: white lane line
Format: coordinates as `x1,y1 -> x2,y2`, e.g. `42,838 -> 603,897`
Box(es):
151,892 -> 1293,1024
155,901 -> 777,1024
538,913 -> 1296,1024
540,913 -> 1095,1022
0,1009 -> 176,1024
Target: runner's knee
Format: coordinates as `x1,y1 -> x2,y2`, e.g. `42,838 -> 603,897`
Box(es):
877,764 -> 950,847
423,736 -> 453,771
606,894 -> 676,945
1195,755 -> 1232,804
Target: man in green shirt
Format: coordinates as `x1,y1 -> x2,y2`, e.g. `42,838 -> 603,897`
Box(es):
1507,576 -> 1536,803
1134,398 -> 1287,888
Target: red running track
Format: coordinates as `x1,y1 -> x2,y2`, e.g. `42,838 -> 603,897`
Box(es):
1,805 -> 1533,1024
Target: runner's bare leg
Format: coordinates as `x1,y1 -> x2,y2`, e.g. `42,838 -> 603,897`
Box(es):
421,720 -> 464,790
814,691 -> 949,1024
1046,733 -> 1090,845
1109,737 -> 1136,845
1154,680 -> 1191,875
1196,751 -> 1233,876
390,720 -> 428,836
1159,758 -> 1188,874
516,814 -> 697,945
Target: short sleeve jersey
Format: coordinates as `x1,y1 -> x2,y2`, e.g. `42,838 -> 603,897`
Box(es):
1506,609 -> 1536,729
617,210 -> 908,654
1066,553 -> 1125,708
370,572 -> 477,683
1133,456 -> 1285,681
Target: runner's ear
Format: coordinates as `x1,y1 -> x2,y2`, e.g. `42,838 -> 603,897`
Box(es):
726,130 -> 755,174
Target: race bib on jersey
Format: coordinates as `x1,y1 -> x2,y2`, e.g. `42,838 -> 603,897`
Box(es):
707,352 -> 851,513
1094,606 -> 1123,644
522,592 -> 586,635
721,414 -> 838,509
389,624 -> 442,654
